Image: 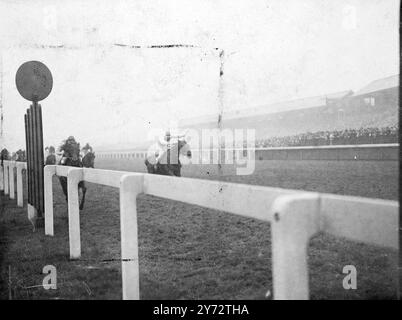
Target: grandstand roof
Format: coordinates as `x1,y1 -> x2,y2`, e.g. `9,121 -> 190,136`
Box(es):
353,74 -> 399,97
180,90 -> 352,126
326,90 -> 353,100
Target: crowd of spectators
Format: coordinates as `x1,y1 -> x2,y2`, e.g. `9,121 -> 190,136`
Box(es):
255,125 -> 399,148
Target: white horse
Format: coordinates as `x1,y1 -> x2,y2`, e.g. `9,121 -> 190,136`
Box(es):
145,131 -> 191,177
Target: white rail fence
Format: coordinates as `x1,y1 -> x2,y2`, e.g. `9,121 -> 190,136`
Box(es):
1,161 -> 399,300
43,164 -> 398,300
1,160 -> 27,207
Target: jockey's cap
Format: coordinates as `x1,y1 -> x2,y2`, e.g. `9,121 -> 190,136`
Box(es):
158,128 -> 185,145
82,143 -> 92,152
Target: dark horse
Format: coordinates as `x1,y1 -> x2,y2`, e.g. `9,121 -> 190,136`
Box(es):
82,151 -> 95,168
59,151 -> 95,210
145,139 -> 191,177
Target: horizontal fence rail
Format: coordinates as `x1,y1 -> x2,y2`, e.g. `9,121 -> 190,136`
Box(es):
39,164 -> 399,300
95,143 -> 399,161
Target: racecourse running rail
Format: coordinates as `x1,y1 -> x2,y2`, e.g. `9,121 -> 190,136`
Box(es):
96,143 -> 399,161
1,160 -> 27,206
0,160 -> 399,300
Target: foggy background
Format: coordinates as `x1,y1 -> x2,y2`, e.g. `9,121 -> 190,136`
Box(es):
0,0 -> 399,151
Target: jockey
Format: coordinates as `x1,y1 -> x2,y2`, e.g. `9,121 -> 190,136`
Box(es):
81,143 -> 92,156
15,149 -> 24,162
158,129 -> 185,146
145,130 -> 175,170
45,146 -> 56,165
144,128 -> 190,176
1,148 -> 9,166
161,130 -> 171,143
59,136 -> 81,165
81,143 -> 95,168
58,136 -> 88,209
158,130 -> 181,161
158,129 -> 185,164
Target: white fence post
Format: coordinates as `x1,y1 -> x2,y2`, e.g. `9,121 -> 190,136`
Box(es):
9,161 -> 15,199
4,161 -> 9,195
271,193 -> 321,300
67,167 -> 83,259
120,174 -> 143,300
16,162 -> 26,207
44,165 -> 56,236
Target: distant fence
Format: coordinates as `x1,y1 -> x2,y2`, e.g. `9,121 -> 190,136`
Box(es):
1,161 -> 399,300
97,151 -> 147,160
255,143 -> 399,161
96,143 -> 399,162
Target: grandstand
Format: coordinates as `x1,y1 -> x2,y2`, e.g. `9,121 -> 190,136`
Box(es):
179,75 -> 399,143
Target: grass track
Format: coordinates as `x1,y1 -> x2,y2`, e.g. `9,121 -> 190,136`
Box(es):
0,159 -> 398,299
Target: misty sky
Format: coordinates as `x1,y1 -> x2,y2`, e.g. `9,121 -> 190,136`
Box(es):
0,0 -> 399,151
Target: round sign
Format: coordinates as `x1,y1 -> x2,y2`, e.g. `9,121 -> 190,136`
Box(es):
15,61 -> 53,102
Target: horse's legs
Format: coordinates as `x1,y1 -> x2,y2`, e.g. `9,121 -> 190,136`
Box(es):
165,165 -> 178,176
59,177 -> 68,202
79,181 -> 87,210
79,188 -> 86,210
174,166 -> 181,177
167,164 -> 180,177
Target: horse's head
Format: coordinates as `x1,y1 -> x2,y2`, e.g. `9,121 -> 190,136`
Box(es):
178,138 -> 192,160
60,149 -> 81,166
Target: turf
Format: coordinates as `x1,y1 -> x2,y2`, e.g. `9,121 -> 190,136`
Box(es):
0,159 -> 398,299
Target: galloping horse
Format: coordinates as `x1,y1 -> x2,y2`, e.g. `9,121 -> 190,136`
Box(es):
58,137 -> 93,210
58,152 -> 88,210
82,146 -> 96,168
145,132 -> 191,177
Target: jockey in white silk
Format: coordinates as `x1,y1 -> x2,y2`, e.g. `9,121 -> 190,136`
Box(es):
147,130 -> 183,164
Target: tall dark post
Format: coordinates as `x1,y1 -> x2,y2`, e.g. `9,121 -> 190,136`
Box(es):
16,61 -> 53,230
32,102 -> 39,216
27,108 -> 34,208
24,102 -> 45,223
24,113 -> 31,205
37,104 -> 45,214
28,106 -> 37,213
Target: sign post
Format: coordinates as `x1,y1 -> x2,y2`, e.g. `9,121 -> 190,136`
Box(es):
16,61 -> 52,229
